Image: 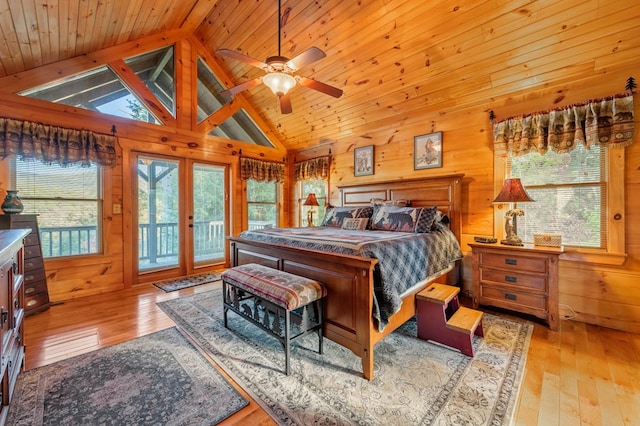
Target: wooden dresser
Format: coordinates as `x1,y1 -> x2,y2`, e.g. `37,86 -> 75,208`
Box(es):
469,242 -> 563,331
0,229 -> 29,424
0,215 -> 50,316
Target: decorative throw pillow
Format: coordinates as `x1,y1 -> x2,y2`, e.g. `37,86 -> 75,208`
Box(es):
414,206 -> 439,233
342,218 -> 369,231
369,198 -> 409,207
321,206 -> 373,227
431,211 -> 451,230
369,205 -> 418,232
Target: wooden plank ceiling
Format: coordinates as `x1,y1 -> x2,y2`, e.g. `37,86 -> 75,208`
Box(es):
0,0 -> 638,151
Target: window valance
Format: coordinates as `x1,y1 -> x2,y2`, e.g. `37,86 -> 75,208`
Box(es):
240,157 -> 285,182
294,155 -> 330,181
0,117 -> 117,167
493,94 -> 634,157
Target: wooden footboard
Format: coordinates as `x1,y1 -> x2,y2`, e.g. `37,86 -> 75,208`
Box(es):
229,237 -> 381,379
229,174 -> 464,380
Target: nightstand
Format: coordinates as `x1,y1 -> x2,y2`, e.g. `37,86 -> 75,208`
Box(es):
469,242 -> 563,331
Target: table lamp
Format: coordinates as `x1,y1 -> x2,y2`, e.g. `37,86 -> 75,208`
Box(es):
303,193 -> 320,227
493,178 -> 534,246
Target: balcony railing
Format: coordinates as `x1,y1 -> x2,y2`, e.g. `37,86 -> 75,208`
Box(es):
39,220 -> 274,260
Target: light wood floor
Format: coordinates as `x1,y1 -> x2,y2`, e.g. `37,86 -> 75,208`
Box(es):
24,283 -> 640,425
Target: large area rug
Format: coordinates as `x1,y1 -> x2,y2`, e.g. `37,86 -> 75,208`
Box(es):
158,287 -> 533,425
7,327 -> 248,425
153,271 -> 222,292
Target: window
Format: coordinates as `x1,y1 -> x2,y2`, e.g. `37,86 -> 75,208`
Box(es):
299,178 -> 327,226
497,145 -> 625,265
247,180 -> 278,229
15,160 -> 102,258
510,144 -> 606,248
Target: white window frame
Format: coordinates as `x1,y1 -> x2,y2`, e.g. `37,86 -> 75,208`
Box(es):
12,157 -> 104,259
494,148 -> 626,265
246,179 -> 279,229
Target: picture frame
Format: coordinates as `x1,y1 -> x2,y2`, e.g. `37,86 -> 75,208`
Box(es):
354,145 -> 374,176
414,131 -> 443,170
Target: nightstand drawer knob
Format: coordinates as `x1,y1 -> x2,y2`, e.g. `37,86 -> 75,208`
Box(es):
505,293 -> 518,301
505,258 -> 517,265
505,275 -> 518,283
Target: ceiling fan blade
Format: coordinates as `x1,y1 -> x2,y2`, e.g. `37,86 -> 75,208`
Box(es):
286,46 -> 326,71
298,76 -> 343,98
279,93 -> 293,114
220,77 -> 263,97
216,49 -> 267,69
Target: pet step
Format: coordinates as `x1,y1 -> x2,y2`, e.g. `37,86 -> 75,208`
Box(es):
446,306 -> 483,334
416,283 -> 460,305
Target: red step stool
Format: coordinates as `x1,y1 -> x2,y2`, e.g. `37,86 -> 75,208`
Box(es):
416,283 -> 484,357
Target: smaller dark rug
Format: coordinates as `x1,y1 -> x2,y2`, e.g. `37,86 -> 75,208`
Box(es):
7,327 -> 249,425
153,272 -> 222,292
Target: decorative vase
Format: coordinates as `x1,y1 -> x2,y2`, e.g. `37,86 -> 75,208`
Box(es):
1,190 -> 24,215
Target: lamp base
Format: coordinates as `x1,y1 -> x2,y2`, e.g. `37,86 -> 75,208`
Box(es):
500,236 -> 524,246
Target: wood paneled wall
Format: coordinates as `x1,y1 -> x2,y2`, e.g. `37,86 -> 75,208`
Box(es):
0,33 -> 639,334
292,74 -> 640,334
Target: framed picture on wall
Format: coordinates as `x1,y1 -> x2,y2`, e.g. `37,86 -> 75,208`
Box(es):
414,131 -> 443,170
354,145 -> 374,176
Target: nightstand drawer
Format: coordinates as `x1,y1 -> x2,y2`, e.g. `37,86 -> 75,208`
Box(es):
479,268 -> 546,291
479,251 -> 547,274
481,286 -> 547,311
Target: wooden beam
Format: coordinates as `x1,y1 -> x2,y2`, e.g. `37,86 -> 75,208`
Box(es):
0,29 -> 189,94
109,59 -> 176,127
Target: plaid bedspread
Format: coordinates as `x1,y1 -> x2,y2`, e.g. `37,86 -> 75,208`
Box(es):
238,225 -> 463,331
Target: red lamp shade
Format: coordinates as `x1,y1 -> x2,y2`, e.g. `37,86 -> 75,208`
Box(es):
303,193 -> 320,206
493,178 -> 534,203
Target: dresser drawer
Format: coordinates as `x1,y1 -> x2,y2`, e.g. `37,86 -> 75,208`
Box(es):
480,286 -> 547,311
24,268 -> 46,287
479,251 -> 548,274
479,268 -> 547,291
24,232 -> 41,248
24,256 -> 44,270
25,292 -> 50,312
23,245 -> 42,260
24,278 -> 48,297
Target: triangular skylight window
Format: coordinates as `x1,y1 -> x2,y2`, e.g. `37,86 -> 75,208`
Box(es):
19,65 -> 159,124
125,46 -> 175,116
197,57 -> 274,147
209,108 -> 274,147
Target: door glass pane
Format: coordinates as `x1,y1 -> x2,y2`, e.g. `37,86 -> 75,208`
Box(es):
193,164 -> 226,265
138,157 -> 179,271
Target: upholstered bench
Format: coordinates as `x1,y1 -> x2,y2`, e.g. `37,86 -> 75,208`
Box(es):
221,263 -> 327,375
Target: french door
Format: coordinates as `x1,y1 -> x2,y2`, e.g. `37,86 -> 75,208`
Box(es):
134,153 -> 228,280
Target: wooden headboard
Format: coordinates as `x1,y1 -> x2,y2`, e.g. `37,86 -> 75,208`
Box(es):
337,174 -> 464,242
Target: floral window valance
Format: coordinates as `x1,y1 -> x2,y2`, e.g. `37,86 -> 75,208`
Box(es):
240,157 -> 285,182
294,155 -> 330,181
0,117 -> 117,167
493,94 -> 634,157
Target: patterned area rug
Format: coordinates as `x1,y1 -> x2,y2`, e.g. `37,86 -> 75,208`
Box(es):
7,327 -> 248,425
152,272 -> 222,292
158,287 -> 533,425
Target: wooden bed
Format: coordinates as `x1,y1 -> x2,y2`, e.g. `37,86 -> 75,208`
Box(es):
228,174 -> 464,380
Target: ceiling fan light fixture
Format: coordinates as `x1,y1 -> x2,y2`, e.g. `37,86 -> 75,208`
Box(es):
262,72 -> 296,96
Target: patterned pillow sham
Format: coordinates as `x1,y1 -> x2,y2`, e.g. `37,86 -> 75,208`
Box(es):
369,205 -> 418,232
414,206 -> 439,233
369,205 -> 439,233
341,218 -> 369,230
321,206 -> 373,227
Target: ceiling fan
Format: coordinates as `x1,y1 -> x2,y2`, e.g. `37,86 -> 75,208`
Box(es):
216,0 -> 343,114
